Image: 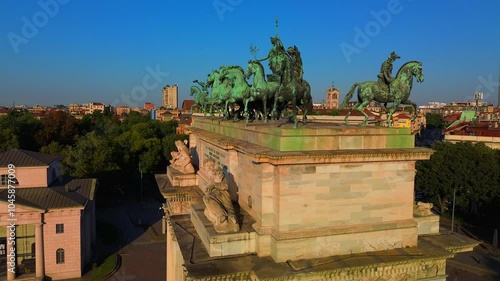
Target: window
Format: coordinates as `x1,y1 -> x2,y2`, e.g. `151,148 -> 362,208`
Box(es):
1,175 -> 18,186
56,224 -> 64,234
56,248 -> 65,264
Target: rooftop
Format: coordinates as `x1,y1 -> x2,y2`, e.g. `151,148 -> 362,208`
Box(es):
170,214 -> 479,280
0,176 -> 96,210
0,149 -> 60,167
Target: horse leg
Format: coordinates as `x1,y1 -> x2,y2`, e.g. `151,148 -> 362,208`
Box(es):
302,96 -> 310,125
224,100 -> 230,121
292,96 -> 299,128
402,99 -> 418,121
244,98 -> 250,123
356,100 -> 371,126
234,101 -> 241,122
263,96 -> 269,123
387,100 -> 400,127
344,102 -> 359,125
271,94 -> 279,120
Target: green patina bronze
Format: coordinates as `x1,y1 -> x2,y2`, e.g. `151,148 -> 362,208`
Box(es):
191,80 -> 210,116
192,17 -> 311,128
219,66 -> 251,122
245,60 -> 279,122
206,67 -> 233,118
341,53 -> 424,127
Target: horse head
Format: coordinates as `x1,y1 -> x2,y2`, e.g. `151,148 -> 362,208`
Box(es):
245,60 -> 256,79
190,86 -> 197,96
413,62 -> 424,83
207,70 -> 220,85
395,61 -> 424,83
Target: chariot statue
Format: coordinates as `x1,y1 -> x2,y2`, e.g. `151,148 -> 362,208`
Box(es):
191,17 -> 312,128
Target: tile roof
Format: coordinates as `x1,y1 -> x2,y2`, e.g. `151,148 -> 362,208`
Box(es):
0,149 -> 60,167
394,113 -> 412,119
0,177 -> 96,210
182,100 -> 195,111
338,108 -> 376,116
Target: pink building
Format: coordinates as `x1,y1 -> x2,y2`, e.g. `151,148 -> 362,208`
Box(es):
0,149 -> 96,280
144,102 -> 154,110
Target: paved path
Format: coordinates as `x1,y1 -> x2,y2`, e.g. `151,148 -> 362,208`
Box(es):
440,222 -> 500,281
96,200 -> 166,281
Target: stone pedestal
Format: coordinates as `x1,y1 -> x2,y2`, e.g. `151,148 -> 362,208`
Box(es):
186,118 -> 432,261
415,214 -> 440,235
160,117 -> 480,281
190,204 -> 256,257
167,166 -> 197,187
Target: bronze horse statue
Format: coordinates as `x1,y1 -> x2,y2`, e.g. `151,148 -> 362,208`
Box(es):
341,61 -> 424,126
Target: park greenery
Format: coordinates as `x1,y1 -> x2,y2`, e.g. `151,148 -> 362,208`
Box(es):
415,141 -> 500,221
0,110 -> 187,198
2,110 -> 500,223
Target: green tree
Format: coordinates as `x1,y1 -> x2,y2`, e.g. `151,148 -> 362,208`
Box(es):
65,132 -> 121,178
117,122 -> 165,173
425,113 -> 443,129
0,127 -> 20,152
79,111 -> 121,137
121,111 -> 150,131
415,142 -> 500,215
40,141 -> 66,156
0,111 -> 42,151
36,111 -> 79,147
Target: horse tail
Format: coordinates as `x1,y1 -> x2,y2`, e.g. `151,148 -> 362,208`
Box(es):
341,83 -> 359,109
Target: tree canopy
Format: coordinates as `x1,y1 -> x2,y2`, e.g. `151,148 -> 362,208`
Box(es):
415,141 -> 500,216
1,110 -> 183,196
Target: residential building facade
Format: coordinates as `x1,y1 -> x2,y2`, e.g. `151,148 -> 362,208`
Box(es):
162,85 -> 178,109
0,149 -> 96,280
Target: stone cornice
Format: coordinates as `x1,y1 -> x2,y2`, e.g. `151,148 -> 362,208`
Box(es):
190,127 -> 433,165
253,219 -> 417,240
250,148 -> 433,165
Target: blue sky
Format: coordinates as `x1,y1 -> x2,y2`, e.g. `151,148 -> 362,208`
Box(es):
1,0 -> 499,108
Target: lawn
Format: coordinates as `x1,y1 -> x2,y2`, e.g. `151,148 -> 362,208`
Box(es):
90,254 -> 119,281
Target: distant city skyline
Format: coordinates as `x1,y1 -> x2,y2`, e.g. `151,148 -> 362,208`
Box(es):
1,0 -> 500,107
